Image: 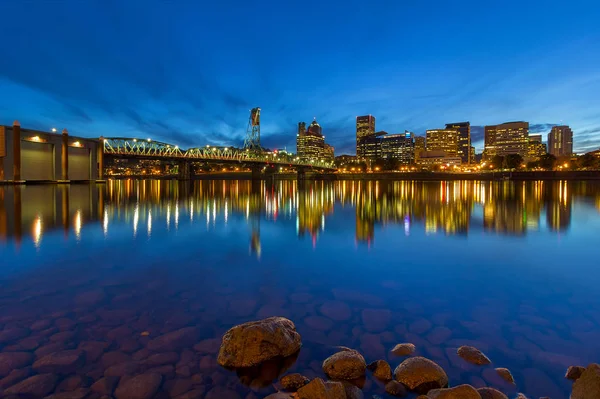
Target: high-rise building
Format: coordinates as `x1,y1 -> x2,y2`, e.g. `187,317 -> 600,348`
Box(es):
414,136 -> 426,161
483,122 -> 529,159
381,131 -> 414,164
356,115 -> 376,159
445,122 -> 471,164
528,134 -> 547,161
360,131 -> 387,162
296,118 -> 334,164
548,125 -> 573,157
426,129 -> 460,158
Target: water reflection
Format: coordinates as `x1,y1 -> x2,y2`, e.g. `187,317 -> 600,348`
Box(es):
1,180 -> 599,249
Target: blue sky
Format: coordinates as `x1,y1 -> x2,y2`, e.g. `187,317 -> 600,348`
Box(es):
1,1 -> 599,154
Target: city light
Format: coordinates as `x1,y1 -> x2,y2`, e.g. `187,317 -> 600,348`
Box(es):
51,128 -> 57,133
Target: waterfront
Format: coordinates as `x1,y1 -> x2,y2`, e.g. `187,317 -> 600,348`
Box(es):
1,179 -> 600,398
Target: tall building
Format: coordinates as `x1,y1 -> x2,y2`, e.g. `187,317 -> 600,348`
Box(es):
528,134 -> 547,161
483,122 -> 529,159
381,131 -> 414,164
360,131 -> 387,162
296,118 -> 334,163
445,122 -> 471,164
414,136 -> 426,161
548,125 -> 573,157
356,115 -> 376,159
426,129 -> 459,158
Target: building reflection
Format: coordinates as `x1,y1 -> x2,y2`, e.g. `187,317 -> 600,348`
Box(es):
1,180 -> 599,248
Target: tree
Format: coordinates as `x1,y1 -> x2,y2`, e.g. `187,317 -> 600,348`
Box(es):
538,154 -> 557,170
577,153 -> 600,169
490,155 -> 504,170
505,154 -> 523,169
384,158 -> 400,171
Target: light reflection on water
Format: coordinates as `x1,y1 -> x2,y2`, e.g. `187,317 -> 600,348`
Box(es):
0,179 -> 599,398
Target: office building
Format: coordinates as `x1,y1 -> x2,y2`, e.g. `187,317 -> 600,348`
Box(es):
528,134 -> 547,161
359,131 -> 387,162
356,115 -> 376,159
483,122 -> 529,160
296,118 -> 334,164
417,150 -> 462,168
414,136 -> 426,161
426,129 -> 460,158
381,131 -> 414,164
445,122 -> 471,164
548,125 -> 573,157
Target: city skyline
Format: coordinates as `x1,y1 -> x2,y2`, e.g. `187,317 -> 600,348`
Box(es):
1,1 -> 599,154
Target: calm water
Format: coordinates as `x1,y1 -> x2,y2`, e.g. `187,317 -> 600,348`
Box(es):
1,179 -> 600,398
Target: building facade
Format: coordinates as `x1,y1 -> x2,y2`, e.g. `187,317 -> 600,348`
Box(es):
356,115 -> 376,159
483,121 -> 529,160
381,131 -> 414,164
296,119 -> 334,164
426,129 -> 460,159
548,125 -> 573,157
0,122 -> 101,182
528,134 -> 547,161
445,122 -> 471,164
414,136 -> 426,162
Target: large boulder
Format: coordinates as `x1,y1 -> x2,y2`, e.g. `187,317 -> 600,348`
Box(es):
217,317 -> 301,368
428,384 -> 481,399
280,373 -> 310,391
114,373 -> 162,399
457,346 -> 491,365
571,363 -> 600,399
394,356 -> 448,394
0,352 -> 34,377
566,365 -> 586,381
297,378 -> 346,399
322,349 -> 366,380
477,387 -> 508,399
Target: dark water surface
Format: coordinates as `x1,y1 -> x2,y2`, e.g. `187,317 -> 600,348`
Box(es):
1,180 -> 600,398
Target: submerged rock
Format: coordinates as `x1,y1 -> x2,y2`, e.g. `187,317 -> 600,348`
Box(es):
457,346 -> 492,365
217,317 -> 301,368
0,352 -> 34,377
566,365 -> 586,381
384,380 -> 406,397
391,343 -> 415,356
320,301 -> 352,321
147,327 -> 199,352
33,350 -> 85,374
393,356 -> 448,394
495,367 -> 515,384
114,373 -> 162,399
297,378 -> 346,399
280,373 -> 310,391
4,373 -> 58,397
427,384 -> 481,399
571,363 -> 600,399
477,387 -> 508,399
367,360 -> 392,381
322,349 -> 366,380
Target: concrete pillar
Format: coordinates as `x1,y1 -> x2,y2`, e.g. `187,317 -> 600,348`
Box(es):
97,136 -> 104,179
12,121 -> 21,181
178,161 -> 190,180
297,167 -> 306,181
251,165 -> 261,181
61,129 -> 69,181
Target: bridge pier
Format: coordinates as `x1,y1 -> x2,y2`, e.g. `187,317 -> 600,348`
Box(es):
178,161 -> 191,180
251,165 -> 262,182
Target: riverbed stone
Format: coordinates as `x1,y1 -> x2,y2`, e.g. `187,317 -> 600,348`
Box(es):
144,351 -> 180,366
566,365 -> 586,381
217,317 -> 302,368
426,326 -> 452,345
0,352 -> 34,377
104,361 -> 140,377
91,376 -> 120,395
193,338 -> 220,354
477,387 -> 508,399
147,327 -> 199,352
571,363 -> 600,399
409,318 -> 432,334
0,327 -> 30,344
457,346 -> 491,365
322,349 -> 366,380
297,378 -> 346,399
494,367 -> 515,384
33,350 -> 85,373
205,386 -> 242,399
427,384 -> 481,399
78,341 -> 110,363
393,356 -> 448,393
304,315 -> 334,331
114,373 -> 162,399
43,388 -> 91,399
0,367 -> 31,389
342,381 -> 364,399
4,373 -> 58,397
361,309 -> 391,332
320,301 -> 352,321
280,373 -> 309,391
367,360 -> 392,381
391,343 -> 415,356
384,380 -> 406,397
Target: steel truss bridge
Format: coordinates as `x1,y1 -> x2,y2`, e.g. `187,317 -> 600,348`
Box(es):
102,137 -> 335,170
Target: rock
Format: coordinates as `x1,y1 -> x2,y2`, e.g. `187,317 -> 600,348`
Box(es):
50,331 -> 77,343
384,380 -> 407,397
320,301 -> 352,321
147,327 -> 199,352
477,387 -> 508,399
427,384 -> 481,399
175,388 -> 207,399
205,386 -> 242,399
31,319 -> 52,331
367,360 -> 392,381
33,350 -> 85,373
426,327 -> 452,345
304,316 -> 334,331
265,393 -> 294,399
571,363 -> 600,399
74,289 -> 106,306
101,351 -> 132,367
342,381 -> 364,399
280,373 -> 310,391
4,373 -> 57,397
322,349 -> 366,380
361,309 -> 391,332
409,318 -> 432,334
495,368 -> 515,384
104,361 -> 140,377
164,378 -> 193,396
0,327 -> 30,344
114,373 -> 162,399
35,342 -> 69,359
78,341 -> 110,362
393,356 -> 448,394
514,394 -> 528,399
217,317 -> 302,368
144,352 -> 180,366
43,388 -> 90,399
566,365 -> 586,381
457,346 -> 491,365
56,375 -> 89,391
0,352 -> 34,377
521,368 -> 562,398
0,367 -> 31,389
193,338 -> 221,354
91,376 -> 120,395
391,343 -> 415,356
297,378 -> 346,399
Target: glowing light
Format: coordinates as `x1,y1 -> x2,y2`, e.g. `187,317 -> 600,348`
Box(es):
103,210 -> 108,236
133,138 -> 137,142
31,136 -> 41,142
51,128 -> 57,133
147,210 -> 152,237
72,141 -> 81,147
133,205 -> 139,237
33,215 -> 42,248
74,209 -> 82,241
175,203 -> 179,229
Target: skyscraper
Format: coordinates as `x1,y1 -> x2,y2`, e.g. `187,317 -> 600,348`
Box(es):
296,118 -> 334,163
445,122 -> 471,164
548,125 -> 573,157
356,115 -> 376,159
483,122 -> 529,159
528,134 -> 547,161
426,129 -> 460,158
381,131 -> 414,164
414,136 -> 426,161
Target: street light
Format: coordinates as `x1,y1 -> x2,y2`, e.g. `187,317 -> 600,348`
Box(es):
51,128 -> 57,133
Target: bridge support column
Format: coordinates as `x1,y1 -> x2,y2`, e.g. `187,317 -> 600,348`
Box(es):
178,161 -> 191,180
251,165 -> 262,182
61,129 -> 69,181
12,121 -> 21,181
97,136 -> 104,180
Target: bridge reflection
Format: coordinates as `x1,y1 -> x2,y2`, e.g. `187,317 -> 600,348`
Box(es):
1,180 -> 599,250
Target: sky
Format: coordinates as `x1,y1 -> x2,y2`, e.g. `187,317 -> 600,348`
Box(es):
1,0 -> 599,154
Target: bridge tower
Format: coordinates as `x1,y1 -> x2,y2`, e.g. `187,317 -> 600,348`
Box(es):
244,107 -> 261,151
